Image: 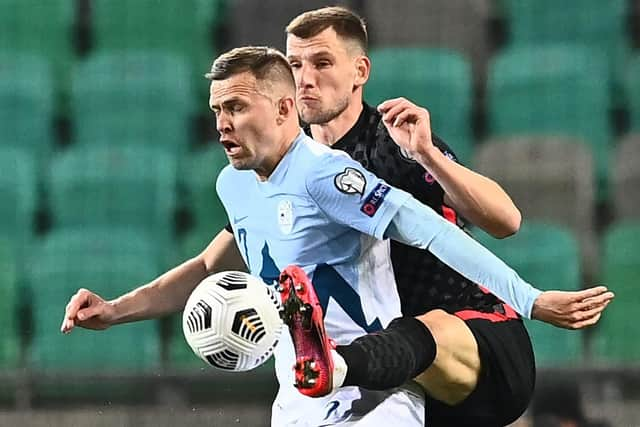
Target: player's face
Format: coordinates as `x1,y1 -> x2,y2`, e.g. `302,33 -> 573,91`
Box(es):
286,28 -> 361,125
209,72 -> 281,173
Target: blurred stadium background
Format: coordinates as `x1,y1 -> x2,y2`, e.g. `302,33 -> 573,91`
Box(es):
1,0 -> 639,425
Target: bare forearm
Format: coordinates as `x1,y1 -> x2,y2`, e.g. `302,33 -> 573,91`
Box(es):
110,229 -> 246,324
419,146 -> 521,238
109,256 -> 209,324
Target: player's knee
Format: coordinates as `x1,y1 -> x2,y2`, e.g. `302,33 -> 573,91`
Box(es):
415,310 -> 474,353
414,310 -> 481,403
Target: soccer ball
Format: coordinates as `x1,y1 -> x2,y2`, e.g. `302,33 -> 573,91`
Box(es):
183,271 -> 283,371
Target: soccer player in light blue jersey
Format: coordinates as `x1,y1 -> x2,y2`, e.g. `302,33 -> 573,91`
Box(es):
206,45 -> 590,426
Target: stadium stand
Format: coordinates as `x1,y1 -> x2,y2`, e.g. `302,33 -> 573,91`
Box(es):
593,222 -> 640,362
486,44 -> 612,199
0,53 -> 55,167
0,240 -> 20,369
500,0 -> 630,103
363,0 -> 491,86
626,54 -> 640,132
365,48 -> 474,163
91,0 -> 222,93
612,134 -> 640,220
0,147 -> 38,263
179,144 -> 230,233
223,0 -> 354,52
475,222 -> 583,365
474,137 -> 597,280
27,228 -> 162,372
0,0 -> 73,111
47,145 -> 178,266
70,51 -> 194,152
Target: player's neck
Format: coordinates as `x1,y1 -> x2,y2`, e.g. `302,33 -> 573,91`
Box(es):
310,99 -> 363,147
254,126 -> 300,181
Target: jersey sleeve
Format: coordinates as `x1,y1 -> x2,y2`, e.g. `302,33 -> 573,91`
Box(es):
385,197 -> 542,318
306,151 -> 412,240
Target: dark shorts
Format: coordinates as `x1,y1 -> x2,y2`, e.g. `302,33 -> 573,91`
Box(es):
426,307 -> 536,427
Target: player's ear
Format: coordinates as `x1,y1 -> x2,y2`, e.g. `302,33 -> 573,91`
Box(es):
276,96 -> 296,124
354,55 -> 370,88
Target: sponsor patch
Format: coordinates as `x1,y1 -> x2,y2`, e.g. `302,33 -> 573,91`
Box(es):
360,183 -> 391,217
334,167 -> 366,196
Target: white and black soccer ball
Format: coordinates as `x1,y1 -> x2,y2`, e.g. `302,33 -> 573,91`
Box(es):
182,271 -> 283,371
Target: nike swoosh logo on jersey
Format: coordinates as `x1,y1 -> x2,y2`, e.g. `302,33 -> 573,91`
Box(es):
233,215 -> 249,224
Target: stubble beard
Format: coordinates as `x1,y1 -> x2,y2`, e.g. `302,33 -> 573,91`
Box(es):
300,95 -> 350,125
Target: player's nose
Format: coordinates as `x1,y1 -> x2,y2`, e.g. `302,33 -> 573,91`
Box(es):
296,63 -> 316,88
216,111 -> 233,134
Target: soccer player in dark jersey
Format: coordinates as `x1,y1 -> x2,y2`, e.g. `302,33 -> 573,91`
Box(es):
60,6 -> 613,427
281,7 -> 613,426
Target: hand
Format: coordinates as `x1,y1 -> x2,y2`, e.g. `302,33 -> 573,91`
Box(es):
60,288 -> 116,333
531,286 -> 614,329
377,98 -> 435,164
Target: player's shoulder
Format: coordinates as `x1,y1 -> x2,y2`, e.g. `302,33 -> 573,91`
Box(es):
215,163 -> 252,195
295,133 -> 352,165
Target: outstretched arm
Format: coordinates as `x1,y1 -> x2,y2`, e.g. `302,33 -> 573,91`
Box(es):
385,198 -> 613,327
61,228 -> 246,333
378,98 -> 521,238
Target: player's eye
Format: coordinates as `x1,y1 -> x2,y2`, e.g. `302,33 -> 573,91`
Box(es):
289,61 -> 301,69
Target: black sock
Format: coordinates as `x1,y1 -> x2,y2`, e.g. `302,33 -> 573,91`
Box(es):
337,316 -> 437,390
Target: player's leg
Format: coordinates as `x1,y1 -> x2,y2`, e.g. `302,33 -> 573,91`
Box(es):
279,264 -> 534,424
279,265 -> 444,397
334,309 -> 480,405
425,317 -> 535,426
412,309 -> 481,405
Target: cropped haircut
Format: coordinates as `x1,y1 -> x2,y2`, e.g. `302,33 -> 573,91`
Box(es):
286,6 -> 368,54
205,46 -> 295,91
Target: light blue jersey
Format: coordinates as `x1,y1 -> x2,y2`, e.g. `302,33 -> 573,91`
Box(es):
216,131 -> 424,426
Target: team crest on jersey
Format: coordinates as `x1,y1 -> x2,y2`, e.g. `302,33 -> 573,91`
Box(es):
334,167 -> 366,196
277,200 -> 293,234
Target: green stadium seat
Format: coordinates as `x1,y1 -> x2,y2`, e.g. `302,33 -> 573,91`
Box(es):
0,0 -> 73,110
0,147 -> 38,262
474,222 -> 583,365
71,51 -> 194,151
91,0 -> 224,97
0,53 -> 55,165
363,0 -> 491,85
27,228 -> 162,372
501,0 -> 630,102
593,222 -> 640,362
224,0 -> 351,52
366,48 -> 474,163
180,144 -> 229,232
474,137 -> 597,280
0,239 -> 20,368
487,44 -> 612,199
626,55 -> 640,132
612,135 -> 640,220
48,145 -> 178,251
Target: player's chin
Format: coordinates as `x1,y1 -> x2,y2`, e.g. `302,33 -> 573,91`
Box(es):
299,107 -> 323,125
227,157 -> 252,171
